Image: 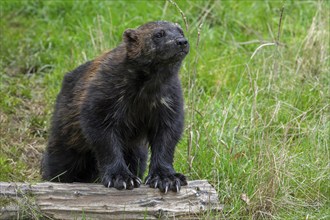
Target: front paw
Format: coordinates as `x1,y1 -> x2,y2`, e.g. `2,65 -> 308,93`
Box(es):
145,171 -> 187,193
101,168 -> 142,190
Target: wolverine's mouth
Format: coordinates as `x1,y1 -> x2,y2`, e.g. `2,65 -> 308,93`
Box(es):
177,48 -> 189,55
178,51 -> 185,55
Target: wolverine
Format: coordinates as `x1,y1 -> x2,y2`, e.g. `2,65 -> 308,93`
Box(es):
41,21 -> 189,193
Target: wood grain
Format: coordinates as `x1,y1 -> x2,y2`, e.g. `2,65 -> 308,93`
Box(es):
0,180 -> 222,219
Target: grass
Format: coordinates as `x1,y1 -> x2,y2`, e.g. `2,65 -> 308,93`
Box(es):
1,0 -> 329,219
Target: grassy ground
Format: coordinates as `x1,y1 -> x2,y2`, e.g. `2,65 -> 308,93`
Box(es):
1,0 -> 329,219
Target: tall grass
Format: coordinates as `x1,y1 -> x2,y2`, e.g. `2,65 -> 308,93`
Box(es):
1,0 -> 329,219
170,1 -> 329,218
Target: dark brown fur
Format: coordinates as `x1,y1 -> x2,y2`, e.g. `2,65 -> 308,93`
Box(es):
41,21 -> 189,192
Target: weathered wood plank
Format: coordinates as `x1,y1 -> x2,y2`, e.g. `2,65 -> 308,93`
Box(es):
0,180 -> 222,219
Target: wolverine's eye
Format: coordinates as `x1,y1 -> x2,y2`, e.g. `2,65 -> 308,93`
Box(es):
155,30 -> 165,38
178,28 -> 184,36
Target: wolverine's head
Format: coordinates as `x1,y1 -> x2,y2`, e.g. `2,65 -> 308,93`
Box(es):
123,21 -> 189,65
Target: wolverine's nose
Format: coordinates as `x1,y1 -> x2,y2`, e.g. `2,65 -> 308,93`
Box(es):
176,38 -> 188,48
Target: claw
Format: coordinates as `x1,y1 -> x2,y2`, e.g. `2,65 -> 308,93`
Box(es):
165,185 -> 169,194
154,180 -> 158,188
136,177 -> 142,185
107,181 -> 111,188
130,179 -> 134,187
176,184 -> 180,192
123,182 -> 127,190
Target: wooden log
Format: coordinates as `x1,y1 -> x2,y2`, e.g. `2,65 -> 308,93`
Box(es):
0,180 -> 222,219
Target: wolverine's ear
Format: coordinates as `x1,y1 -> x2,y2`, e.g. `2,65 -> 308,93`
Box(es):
123,29 -> 138,43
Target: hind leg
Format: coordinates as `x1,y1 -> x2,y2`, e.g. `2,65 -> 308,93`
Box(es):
41,149 -> 75,182
75,151 -> 99,182
41,148 -> 94,182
